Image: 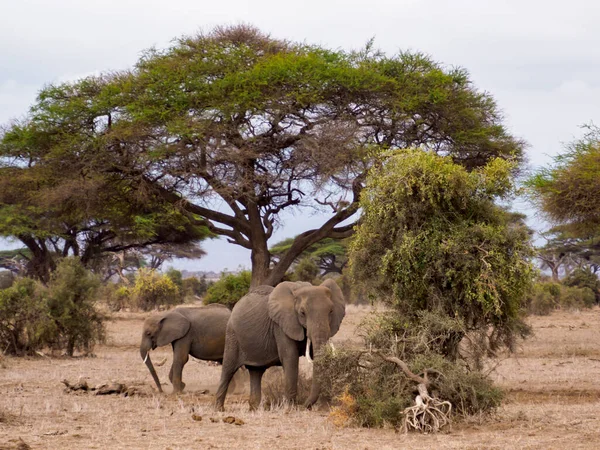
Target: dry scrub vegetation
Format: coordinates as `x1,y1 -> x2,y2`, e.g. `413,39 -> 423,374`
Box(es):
2,304 -> 600,449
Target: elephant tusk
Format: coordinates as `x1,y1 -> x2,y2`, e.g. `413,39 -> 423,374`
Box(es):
329,341 -> 336,355
143,353 -> 149,364
306,338 -> 313,365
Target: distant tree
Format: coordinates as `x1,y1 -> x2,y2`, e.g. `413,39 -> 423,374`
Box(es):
1,25 -> 525,287
204,271 -> 252,309
528,126 -> 600,237
182,275 -> 209,297
271,237 -> 349,276
165,267 -> 184,291
0,77 -> 211,282
291,257 -> 320,282
563,267 -> 600,303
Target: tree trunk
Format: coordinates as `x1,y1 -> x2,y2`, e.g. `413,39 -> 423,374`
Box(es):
250,246 -> 271,287
18,235 -> 55,284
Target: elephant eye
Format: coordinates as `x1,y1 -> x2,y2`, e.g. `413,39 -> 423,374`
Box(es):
300,309 -> 305,317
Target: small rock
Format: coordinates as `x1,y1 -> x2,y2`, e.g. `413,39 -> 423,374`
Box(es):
192,414 -> 203,422
209,417 -> 219,423
222,416 -> 244,425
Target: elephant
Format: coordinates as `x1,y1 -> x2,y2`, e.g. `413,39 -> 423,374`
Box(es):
215,279 -> 345,411
140,304 -> 232,393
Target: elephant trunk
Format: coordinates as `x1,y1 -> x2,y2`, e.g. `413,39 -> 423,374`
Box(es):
304,332 -> 328,409
140,338 -> 163,393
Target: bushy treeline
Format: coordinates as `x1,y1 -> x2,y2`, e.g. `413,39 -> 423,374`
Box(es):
526,268 -> 599,315
0,258 -> 104,356
105,268 -> 211,311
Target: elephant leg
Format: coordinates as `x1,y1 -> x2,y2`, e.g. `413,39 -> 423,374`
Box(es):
215,330 -> 241,411
275,330 -> 300,404
171,340 -> 190,393
248,367 -> 266,411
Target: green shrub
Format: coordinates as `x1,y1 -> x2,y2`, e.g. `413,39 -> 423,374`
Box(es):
204,271 -> 251,309
526,280 -> 596,315
182,275 -> 209,297
563,268 -> 600,303
291,258 -> 319,283
0,258 -> 105,356
525,281 -> 561,315
131,268 -> 181,311
165,268 -> 183,290
317,346 -> 502,427
560,285 -> 596,310
44,258 -> 105,356
0,278 -> 54,355
101,283 -> 133,312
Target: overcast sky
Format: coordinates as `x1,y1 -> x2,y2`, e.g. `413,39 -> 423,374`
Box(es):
1,0 -> 598,272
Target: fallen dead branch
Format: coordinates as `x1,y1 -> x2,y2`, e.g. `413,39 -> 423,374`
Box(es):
61,378 -> 146,397
373,352 -> 452,433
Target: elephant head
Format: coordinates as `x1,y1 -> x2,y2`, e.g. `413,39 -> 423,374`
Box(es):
140,311 -> 191,392
267,278 -> 345,407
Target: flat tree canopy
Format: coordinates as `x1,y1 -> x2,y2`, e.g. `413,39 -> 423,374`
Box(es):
528,126 -> 600,237
0,25 -> 525,286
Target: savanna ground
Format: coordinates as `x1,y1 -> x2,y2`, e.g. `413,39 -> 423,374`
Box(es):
2,304 -> 600,449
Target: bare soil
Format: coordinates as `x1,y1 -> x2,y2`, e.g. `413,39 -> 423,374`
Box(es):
2,305 -> 600,449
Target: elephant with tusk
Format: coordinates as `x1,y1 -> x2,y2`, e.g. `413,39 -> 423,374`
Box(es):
140,304 -> 232,394
215,279 -> 346,411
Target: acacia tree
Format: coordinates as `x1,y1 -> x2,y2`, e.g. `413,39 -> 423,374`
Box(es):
528,126 -> 600,284
1,25 -> 525,286
0,87 -> 211,282
528,126 -> 600,265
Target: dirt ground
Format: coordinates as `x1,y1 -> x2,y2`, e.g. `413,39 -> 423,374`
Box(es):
2,304 -> 600,449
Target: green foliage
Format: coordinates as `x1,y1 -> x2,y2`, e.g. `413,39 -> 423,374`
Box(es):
290,257 -> 320,282
527,125 -> 600,236
350,150 -> 535,357
317,345 -> 503,427
525,281 -> 562,315
181,275 -> 210,298
525,278 -> 597,315
164,268 -> 184,302
0,278 -> 53,355
0,258 -> 105,356
271,238 -> 349,276
43,258 -> 105,356
560,286 -> 596,310
204,271 -> 251,309
131,268 -> 181,311
563,267 -> 600,302
100,283 -> 133,312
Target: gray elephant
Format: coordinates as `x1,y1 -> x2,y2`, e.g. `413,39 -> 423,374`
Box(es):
140,304 -> 231,393
215,279 -> 345,410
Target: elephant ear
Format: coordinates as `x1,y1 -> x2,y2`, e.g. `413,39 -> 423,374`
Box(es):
321,279 -> 346,336
156,311 -> 191,347
268,281 -> 309,341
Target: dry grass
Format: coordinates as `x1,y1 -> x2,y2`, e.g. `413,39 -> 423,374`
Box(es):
2,305 -> 600,448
